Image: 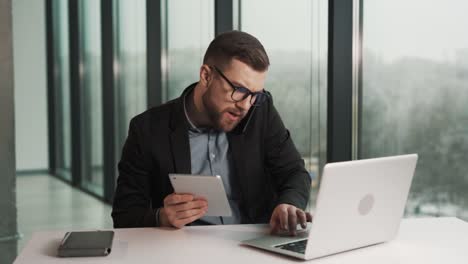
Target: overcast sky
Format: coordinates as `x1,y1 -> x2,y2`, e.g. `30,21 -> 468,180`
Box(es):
364,0 -> 468,62
146,0 -> 468,63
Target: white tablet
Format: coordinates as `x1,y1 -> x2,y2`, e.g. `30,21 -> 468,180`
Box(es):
168,174 -> 232,217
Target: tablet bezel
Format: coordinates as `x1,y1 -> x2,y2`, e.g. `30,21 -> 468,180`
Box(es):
168,174 -> 232,217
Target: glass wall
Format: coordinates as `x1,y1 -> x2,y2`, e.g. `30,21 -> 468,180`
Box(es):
361,0 -> 468,220
48,0 -> 328,203
78,0 -> 104,196
113,0 -> 147,154
52,0 -> 71,181
241,0 -> 328,197
166,0 -> 214,101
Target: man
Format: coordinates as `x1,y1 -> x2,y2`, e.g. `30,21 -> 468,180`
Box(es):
112,31 -> 311,235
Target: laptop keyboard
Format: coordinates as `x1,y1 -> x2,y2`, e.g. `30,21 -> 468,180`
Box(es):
275,239 -> 308,254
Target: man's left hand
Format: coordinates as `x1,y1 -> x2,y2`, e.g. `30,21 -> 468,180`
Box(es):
270,203 -> 312,236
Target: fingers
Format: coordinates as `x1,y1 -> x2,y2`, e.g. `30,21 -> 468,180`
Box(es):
297,209 -> 307,229
270,215 -> 280,235
288,206 -> 298,236
176,207 -> 208,219
279,206 -> 289,231
162,193 -> 208,228
269,205 -> 291,235
173,210 -> 207,228
164,193 -> 194,206
270,223 -> 280,235
172,200 -> 208,212
306,212 -> 313,222
269,204 -> 313,236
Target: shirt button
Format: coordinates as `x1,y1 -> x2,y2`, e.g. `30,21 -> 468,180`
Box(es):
210,153 -> 215,159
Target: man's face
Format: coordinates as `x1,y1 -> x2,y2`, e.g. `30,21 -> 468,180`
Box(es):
202,59 -> 267,132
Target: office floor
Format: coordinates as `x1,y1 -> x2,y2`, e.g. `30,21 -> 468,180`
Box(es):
16,174 -> 113,252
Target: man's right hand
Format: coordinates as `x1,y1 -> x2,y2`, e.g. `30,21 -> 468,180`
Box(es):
159,193 -> 208,228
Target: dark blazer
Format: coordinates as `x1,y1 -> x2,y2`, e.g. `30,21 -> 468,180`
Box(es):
111,83 -> 311,228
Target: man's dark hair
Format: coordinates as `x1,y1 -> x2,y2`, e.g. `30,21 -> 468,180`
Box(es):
203,31 -> 270,72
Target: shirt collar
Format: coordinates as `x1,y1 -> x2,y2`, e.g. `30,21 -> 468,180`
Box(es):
183,90 -> 206,134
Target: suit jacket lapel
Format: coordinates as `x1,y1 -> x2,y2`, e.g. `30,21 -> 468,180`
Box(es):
169,85 -> 195,175
170,125 -> 191,174
227,104 -> 258,203
227,132 -> 249,202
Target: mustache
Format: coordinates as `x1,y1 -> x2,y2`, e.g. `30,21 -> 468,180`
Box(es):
225,108 -> 246,117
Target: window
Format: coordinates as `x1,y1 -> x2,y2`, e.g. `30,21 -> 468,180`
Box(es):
241,0 -> 328,202
52,0 -> 72,181
113,0 -> 147,153
166,0 -> 214,101
361,0 -> 468,220
78,0 -> 104,196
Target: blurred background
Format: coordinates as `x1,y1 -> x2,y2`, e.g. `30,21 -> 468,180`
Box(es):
1,0 -> 467,263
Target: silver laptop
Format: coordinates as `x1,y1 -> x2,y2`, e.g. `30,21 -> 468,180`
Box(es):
242,154 -> 418,260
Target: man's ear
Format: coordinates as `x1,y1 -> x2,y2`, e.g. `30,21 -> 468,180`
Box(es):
199,64 -> 212,87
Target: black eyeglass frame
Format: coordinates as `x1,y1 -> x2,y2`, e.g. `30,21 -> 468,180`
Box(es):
212,66 -> 269,106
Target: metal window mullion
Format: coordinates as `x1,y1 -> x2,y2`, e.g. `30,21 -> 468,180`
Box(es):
0,0 -> 19,259
215,0 -> 233,35
351,0 -> 363,160
147,0 -> 166,107
327,0 -> 356,162
355,0 -> 364,159
68,0 -> 83,187
45,0 -> 56,175
101,0 -> 116,203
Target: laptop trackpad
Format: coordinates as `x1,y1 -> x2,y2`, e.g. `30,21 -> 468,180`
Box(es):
275,227 -> 310,237
242,226 -> 310,248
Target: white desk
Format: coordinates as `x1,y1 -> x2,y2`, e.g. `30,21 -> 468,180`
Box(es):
14,217 -> 468,263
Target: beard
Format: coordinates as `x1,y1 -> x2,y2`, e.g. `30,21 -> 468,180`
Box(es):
202,92 -> 246,132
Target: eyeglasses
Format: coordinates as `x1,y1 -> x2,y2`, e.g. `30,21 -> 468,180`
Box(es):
212,66 -> 269,106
